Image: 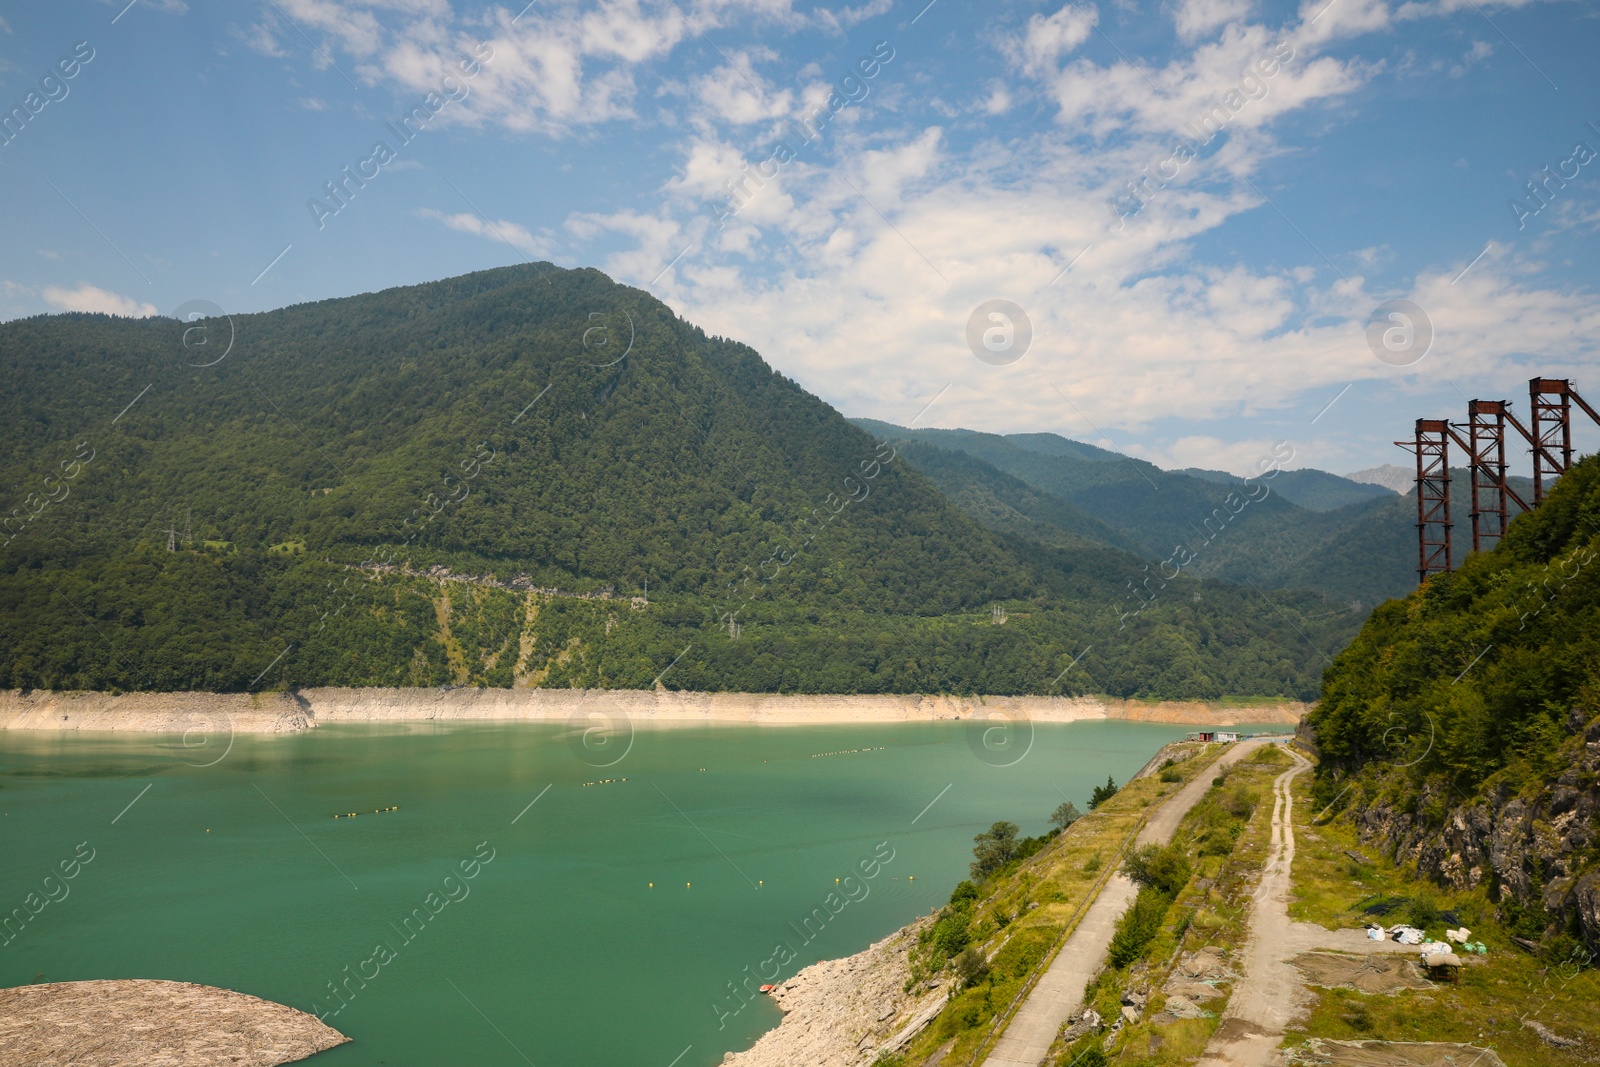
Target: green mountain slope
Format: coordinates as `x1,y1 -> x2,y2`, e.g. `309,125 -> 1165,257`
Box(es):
1307,453 -> 1600,953
1179,466 -> 1395,511
888,442 -> 1144,555
853,419 -> 1534,608
0,264 -> 1349,698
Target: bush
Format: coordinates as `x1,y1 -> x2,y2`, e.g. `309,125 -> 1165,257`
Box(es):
1405,897 -> 1441,930
1109,886 -> 1170,966
1089,776 -> 1118,809
949,880 -> 979,907
1219,785 -> 1256,819
930,908 -> 972,960
954,945 -> 990,988
1083,853 -> 1102,874
1122,842 -> 1193,897
1159,765 -> 1183,783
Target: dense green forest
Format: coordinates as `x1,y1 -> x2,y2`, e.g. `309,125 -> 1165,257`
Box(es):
0,264 -> 1358,696
855,419 -> 1516,607
1307,453 -> 1600,951
1309,453 -> 1599,788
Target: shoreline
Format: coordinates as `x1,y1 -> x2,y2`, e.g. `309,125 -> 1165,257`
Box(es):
0,687 -> 1306,735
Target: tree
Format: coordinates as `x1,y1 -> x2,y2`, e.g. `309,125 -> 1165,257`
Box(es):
1089,775 -> 1118,810
1049,800 -> 1081,832
970,821 -> 1021,880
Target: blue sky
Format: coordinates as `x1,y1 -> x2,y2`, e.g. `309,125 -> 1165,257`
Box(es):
2,0 -> 1598,476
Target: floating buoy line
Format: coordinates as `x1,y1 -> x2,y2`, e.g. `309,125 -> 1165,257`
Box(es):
810,747 -> 886,758
333,806 -> 399,819
582,777 -> 629,787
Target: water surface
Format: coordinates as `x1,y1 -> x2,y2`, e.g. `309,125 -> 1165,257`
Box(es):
1,717 -> 1239,1065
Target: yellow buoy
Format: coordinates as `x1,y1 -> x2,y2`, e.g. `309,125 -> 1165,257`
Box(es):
649,882 -> 654,888
687,882 -> 691,888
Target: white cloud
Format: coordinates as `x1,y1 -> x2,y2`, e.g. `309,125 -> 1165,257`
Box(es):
1450,39 -> 1493,77
980,81 -> 1013,115
812,0 -> 893,33
1130,434 -> 1294,475
1028,26 -> 1367,143
1173,0 -> 1254,41
692,53 -> 795,125
573,95 -> 1600,467
419,208 -> 547,256
1016,5 -> 1098,77
102,0 -> 187,12
42,284 -> 158,318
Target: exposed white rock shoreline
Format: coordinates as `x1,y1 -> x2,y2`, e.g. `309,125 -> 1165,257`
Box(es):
721,917 -> 945,1067
0,687 -> 1305,734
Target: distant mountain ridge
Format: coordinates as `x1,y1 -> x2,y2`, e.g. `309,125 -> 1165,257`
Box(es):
849,419 -> 1533,607
1177,466 -> 1395,511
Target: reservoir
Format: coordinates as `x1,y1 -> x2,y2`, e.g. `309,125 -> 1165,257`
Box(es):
1,718 -> 1229,1065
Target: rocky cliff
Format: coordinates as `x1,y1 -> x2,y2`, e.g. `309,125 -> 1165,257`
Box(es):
1346,710 -> 1600,954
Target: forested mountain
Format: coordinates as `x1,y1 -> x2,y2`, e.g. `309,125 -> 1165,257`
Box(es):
1308,453 -> 1600,954
0,264 -> 1356,697
853,420 -> 1528,607
1178,465 -> 1395,511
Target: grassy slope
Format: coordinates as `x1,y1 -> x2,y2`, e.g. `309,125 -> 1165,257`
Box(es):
879,741 -> 1236,1066
1287,769 -> 1600,1065
1051,745 -> 1292,1067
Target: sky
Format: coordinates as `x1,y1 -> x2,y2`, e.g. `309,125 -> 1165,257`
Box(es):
2,0 -> 1598,477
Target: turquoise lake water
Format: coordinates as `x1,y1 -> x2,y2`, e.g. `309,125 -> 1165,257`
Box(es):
0,718 -> 1271,1065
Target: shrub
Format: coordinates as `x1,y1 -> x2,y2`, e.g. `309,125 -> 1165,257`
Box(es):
1122,842 -> 1192,897
1089,776 -> 1118,809
949,880 -> 979,907
954,945 -> 990,989
1404,896 -> 1441,930
1220,785 -> 1256,819
1109,886 -> 1170,966
1083,853 -> 1102,874
930,908 -> 972,960
1159,765 -> 1183,783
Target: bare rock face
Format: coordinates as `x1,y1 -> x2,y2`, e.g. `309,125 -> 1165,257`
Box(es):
0,979 -> 348,1067
1348,713 -> 1600,952
720,918 -> 944,1067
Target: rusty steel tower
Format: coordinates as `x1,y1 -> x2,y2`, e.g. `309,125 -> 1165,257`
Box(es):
1398,378 -> 1597,584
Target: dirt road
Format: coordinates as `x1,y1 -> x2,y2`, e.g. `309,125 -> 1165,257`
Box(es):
1193,747 -> 1420,1067
980,740 -> 1269,1067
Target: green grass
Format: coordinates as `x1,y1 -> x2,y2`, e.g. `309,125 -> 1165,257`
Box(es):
894,742 -> 1230,1067
1285,770 -> 1600,1066
1031,746 -> 1290,1067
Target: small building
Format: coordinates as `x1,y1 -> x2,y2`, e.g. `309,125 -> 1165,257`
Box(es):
1189,731 -> 1217,742
1216,732 -> 1240,743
